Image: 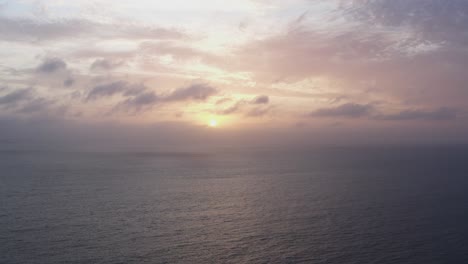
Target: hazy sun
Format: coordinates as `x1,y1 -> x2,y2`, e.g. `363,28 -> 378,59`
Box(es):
209,119 -> 218,127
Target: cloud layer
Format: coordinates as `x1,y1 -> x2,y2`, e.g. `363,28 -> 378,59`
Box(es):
1,0 -> 468,145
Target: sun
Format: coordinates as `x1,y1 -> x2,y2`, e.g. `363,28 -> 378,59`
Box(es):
209,119 -> 218,127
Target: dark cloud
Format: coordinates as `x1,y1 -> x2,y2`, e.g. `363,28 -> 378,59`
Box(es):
86,81 -> 217,110
86,81 -> 128,101
251,95 -> 269,104
310,103 -> 373,118
376,107 -> 457,121
163,83 -> 217,102
91,82 -> 219,112
86,81 -> 147,102
36,58 -> 67,74
310,103 -> 458,122
0,88 -> 59,115
0,88 -> 32,108
127,92 -> 159,105
117,92 -> 160,112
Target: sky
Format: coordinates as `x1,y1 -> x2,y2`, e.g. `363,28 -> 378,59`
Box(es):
1,0 -> 468,149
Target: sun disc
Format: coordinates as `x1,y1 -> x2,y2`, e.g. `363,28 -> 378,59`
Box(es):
209,119 -> 218,127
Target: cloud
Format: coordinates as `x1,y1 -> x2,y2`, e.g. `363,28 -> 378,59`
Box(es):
17,98 -> 54,114
0,88 -> 60,116
225,2 -> 468,110
0,88 -> 32,108
251,95 -> 269,104
229,15 -> 468,114
86,81 -> 130,101
1,1 -> 468,144
310,103 -> 373,118
86,81 -> 148,101
140,41 -> 203,60
90,59 -> 124,71
0,17 -> 90,42
0,16 -> 187,42
63,78 -> 75,87
139,41 -> 221,64
86,81 -> 217,110
231,26 -> 402,83
344,0 -> 468,45
36,58 -> 67,74
118,92 -> 160,112
163,83 -> 217,102
95,82 -> 219,112
376,107 -> 457,121
309,103 -> 458,122
217,95 -> 271,116
30,58 -> 77,91
218,102 -> 242,115
246,107 -> 270,117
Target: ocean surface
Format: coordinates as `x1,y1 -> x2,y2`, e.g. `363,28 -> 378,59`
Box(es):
1,145 -> 468,263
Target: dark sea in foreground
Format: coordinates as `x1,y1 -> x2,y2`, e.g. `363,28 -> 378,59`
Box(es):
1,145 -> 468,263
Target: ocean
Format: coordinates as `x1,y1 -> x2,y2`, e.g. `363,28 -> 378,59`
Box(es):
1,145 -> 468,263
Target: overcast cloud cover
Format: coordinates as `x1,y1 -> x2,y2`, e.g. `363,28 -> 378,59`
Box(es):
1,0 -> 468,148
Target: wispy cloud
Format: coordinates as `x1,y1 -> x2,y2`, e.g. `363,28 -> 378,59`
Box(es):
0,16 -> 187,42
310,103 -> 373,118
